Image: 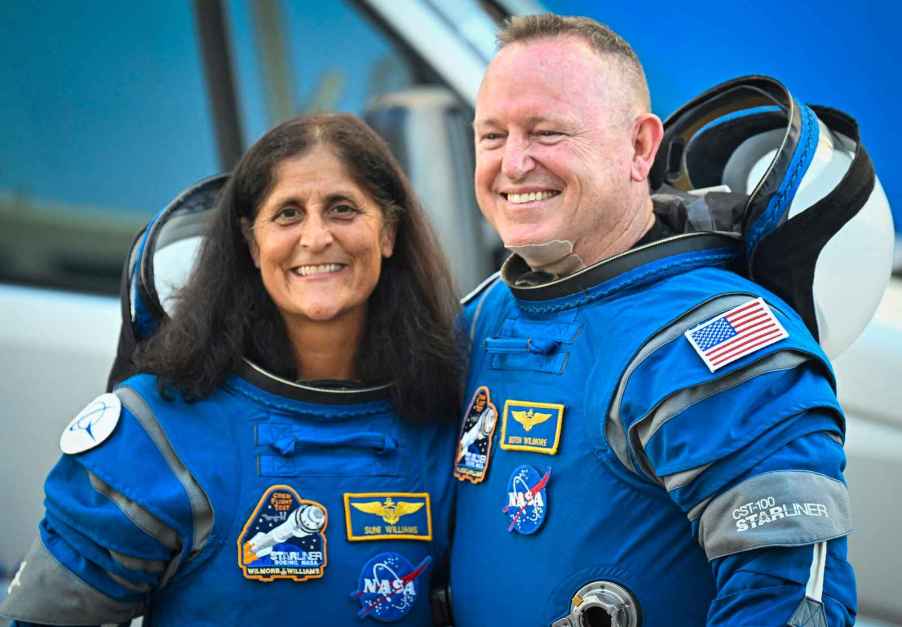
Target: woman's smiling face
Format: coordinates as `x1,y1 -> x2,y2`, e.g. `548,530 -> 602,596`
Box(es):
246,144 -> 396,328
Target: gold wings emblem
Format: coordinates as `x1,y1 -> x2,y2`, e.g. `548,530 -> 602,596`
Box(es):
512,408 -> 552,432
351,497 -> 425,524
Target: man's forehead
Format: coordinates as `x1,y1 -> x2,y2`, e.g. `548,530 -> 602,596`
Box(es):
491,36 -> 604,75
475,38 -> 612,126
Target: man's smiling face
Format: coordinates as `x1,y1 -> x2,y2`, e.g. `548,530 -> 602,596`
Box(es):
473,36 -> 638,265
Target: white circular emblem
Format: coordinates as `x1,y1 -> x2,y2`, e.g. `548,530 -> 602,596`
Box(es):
60,393 -> 122,455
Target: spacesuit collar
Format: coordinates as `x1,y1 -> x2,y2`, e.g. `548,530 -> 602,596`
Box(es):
238,358 -> 392,404
501,231 -> 739,302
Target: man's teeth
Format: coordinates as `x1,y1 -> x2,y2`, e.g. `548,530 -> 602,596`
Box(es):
293,263 -> 343,277
506,191 -> 557,204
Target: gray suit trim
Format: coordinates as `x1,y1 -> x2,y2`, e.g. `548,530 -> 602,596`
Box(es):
606,294 -> 755,476
696,470 -> 852,560
109,549 -> 166,575
632,350 -> 808,484
115,386 -> 214,564
0,538 -> 142,625
660,463 -> 714,492
636,351 -> 808,449
88,471 -> 179,552
466,273 -> 502,342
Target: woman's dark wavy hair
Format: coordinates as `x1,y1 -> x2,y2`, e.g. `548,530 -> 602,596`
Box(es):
134,113 -> 462,423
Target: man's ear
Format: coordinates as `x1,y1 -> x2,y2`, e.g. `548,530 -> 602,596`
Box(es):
241,218 -> 260,268
630,112 -> 664,182
381,221 -> 398,258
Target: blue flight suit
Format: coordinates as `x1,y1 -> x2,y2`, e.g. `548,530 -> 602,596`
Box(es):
450,234 -> 856,626
1,362 -> 455,626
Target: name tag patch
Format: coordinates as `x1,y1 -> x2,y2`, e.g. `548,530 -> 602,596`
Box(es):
352,552 -> 432,622
344,492 -> 432,542
454,386 -> 499,484
499,399 -> 564,455
237,485 -> 327,583
502,465 -> 550,534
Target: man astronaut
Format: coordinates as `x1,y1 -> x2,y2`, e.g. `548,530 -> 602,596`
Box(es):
450,14 -> 859,626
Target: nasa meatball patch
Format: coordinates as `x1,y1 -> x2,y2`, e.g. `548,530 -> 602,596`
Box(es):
502,465 -> 550,534
237,484 -> 327,582
454,386 -> 499,484
352,552 -> 431,622
60,393 -> 121,455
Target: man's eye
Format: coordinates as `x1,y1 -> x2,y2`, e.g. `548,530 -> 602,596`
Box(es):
535,130 -> 562,138
480,132 -> 504,142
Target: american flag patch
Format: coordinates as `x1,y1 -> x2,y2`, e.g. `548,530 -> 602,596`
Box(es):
685,298 -> 788,372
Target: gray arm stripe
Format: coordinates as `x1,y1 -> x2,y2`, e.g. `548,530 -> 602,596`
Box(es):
116,386 -> 214,560
688,496 -> 712,522
660,462 -> 713,493
107,571 -> 151,594
0,538 -> 141,624
696,470 -> 852,560
632,351 -> 809,482
606,294 -> 755,476
109,549 -> 166,574
88,471 -> 180,552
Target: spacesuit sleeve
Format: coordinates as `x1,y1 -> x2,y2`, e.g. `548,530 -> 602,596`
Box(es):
608,295 -> 856,625
0,385 -> 212,626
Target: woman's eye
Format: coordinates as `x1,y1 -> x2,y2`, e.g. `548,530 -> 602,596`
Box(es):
330,203 -> 359,218
274,206 -> 302,223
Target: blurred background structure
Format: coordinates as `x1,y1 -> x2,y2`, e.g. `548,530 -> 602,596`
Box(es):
1,1 -> 899,625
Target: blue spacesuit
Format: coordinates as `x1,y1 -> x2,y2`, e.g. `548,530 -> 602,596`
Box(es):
450,232 -> 856,626
1,362 -> 455,625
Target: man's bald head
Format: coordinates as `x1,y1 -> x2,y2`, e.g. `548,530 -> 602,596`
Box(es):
496,14 -> 651,117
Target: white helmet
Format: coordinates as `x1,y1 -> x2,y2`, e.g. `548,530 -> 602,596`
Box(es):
651,76 -> 894,357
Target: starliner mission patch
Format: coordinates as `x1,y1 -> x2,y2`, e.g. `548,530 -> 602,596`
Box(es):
237,484 -> 327,583
454,386 -> 499,484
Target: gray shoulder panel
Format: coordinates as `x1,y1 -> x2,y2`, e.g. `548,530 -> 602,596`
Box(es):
0,538 -> 142,624
115,386 -> 214,563
696,470 -> 852,560
606,293 -> 754,478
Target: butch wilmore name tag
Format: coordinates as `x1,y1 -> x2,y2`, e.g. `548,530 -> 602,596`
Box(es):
500,399 -> 564,455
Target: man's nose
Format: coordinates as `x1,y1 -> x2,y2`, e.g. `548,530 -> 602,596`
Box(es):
300,215 -> 334,250
501,136 -> 535,180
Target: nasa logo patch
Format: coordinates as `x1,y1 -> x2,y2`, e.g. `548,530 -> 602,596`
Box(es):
60,393 -> 121,455
453,386 -> 499,484
500,399 -> 564,455
237,485 -> 327,583
502,465 -> 550,534
351,552 -> 432,622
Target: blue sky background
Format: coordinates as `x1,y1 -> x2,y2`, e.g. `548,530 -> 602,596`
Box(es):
545,0 -> 900,231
